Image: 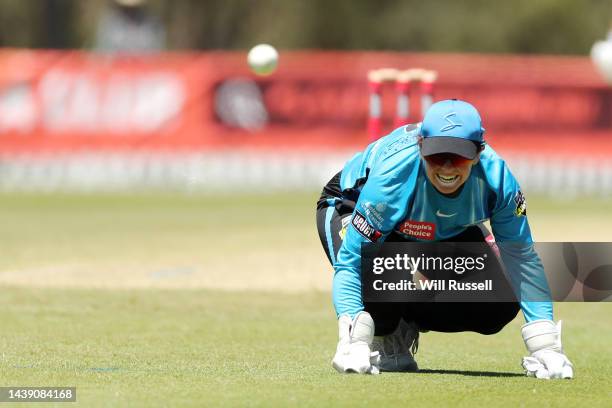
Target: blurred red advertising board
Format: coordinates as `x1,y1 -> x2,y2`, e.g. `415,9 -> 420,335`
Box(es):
0,49 -> 610,156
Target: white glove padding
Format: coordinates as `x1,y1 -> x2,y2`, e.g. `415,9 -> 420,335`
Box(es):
521,320 -> 573,379
332,312 -> 380,374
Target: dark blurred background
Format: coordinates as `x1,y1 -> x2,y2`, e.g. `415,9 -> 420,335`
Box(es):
0,0 -> 610,53
0,0 -> 611,195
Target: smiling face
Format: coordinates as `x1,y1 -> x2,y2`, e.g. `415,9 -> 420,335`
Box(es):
419,139 -> 481,195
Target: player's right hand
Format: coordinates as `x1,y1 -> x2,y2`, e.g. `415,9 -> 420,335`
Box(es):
332,312 -> 380,374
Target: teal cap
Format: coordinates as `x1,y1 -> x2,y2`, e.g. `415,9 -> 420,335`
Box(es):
420,99 -> 485,159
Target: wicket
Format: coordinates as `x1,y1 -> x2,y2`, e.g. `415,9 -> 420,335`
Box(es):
367,68 -> 438,141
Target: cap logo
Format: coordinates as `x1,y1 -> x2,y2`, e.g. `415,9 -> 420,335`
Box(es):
440,112 -> 462,132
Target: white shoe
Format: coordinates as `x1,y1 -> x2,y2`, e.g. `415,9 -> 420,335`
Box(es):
371,319 -> 419,372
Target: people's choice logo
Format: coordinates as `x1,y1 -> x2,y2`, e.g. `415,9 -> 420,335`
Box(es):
397,220 -> 435,240
440,112 -> 462,132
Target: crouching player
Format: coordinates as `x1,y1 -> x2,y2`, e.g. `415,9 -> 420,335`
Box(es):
316,99 -> 573,378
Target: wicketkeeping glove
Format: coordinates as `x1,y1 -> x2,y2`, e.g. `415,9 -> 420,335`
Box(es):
521,320 -> 574,379
332,311 -> 380,374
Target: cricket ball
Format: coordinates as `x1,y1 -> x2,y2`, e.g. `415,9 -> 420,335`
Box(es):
591,36 -> 612,84
247,44 -> 278,76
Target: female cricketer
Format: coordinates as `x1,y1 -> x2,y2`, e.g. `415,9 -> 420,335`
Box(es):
316,99 -> 574,378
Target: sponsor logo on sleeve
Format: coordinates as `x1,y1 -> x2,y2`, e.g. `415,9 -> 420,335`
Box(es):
339,215 -> 351,240
397,220 -> 436,240
514,190 -> 527,216
362,201 -> 387,228
351,211 -> 382,242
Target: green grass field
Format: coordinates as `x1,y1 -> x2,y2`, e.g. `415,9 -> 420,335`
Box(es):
0,193 -> 611,407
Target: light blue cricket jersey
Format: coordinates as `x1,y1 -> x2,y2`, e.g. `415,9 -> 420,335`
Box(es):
333,124 -> 552,322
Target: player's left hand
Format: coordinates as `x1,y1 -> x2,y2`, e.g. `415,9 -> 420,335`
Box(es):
521,320 -> 573,379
